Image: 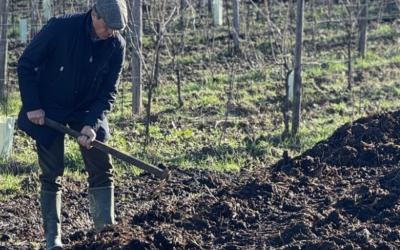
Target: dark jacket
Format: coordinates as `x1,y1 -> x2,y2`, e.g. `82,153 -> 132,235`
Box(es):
18,10 -> 126,148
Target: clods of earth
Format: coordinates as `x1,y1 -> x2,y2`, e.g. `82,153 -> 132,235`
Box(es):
2,110 -> 400,249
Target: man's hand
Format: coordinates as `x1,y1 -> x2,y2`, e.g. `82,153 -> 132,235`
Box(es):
27,109 -> 45,125
78,125 -> 96,149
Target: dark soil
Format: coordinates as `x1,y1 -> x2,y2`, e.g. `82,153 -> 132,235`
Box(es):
2,110 -> 400,250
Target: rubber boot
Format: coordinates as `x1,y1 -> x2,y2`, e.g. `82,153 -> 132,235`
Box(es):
88,186 -> 115,231
40,190 -> 63,250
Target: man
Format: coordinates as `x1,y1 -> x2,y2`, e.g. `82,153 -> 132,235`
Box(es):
17,0 -> 127,249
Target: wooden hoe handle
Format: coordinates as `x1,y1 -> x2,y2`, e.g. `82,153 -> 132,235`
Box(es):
44,118 -> 170,180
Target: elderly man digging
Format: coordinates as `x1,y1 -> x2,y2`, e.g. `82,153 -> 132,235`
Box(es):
17,0 -> 127,249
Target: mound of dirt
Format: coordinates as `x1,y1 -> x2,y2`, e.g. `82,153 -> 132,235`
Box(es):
2,110 -> 400,250
274,110 -> 400,176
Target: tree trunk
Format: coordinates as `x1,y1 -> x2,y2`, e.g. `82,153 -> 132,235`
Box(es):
154,23 -> 161,88
172,0 -> 185,107
10,0 -> 14,24
245,2 -> 251,39
264,0 -> 270,21
0,1 -> 2,36
197,0 -> 201,15
358,0 -> 368,58
0,0 -> 9,101
145,82 -> 153,148
30,0 -> 38,39
328,0 -> 332,29
177,0 -> 184,107
347,29 -> 353,91
233,0 -> 240,53
180,0 -> 184,29
311,0 -> 316,52
256,1 -> 261,21
347,9 -> 353,91
208,0 -> 212,16
292,0 -> 304,136
283,68 -> 291,139
131,0 -> 143,114
394,0 -> 400,10
268,0 -> 274,10
176,65 -> 183,106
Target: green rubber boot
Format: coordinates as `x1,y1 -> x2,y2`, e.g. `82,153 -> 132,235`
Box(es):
40,190 -> 63,250
88,186 -> 115,231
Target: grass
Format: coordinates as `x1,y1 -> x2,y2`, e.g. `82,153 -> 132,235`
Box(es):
164,54 -> 204,66
306,65 -> 324,78
236,69 -> 268,83
355,51 -> 389,69
370,23 -> 396,39
0,92 -> 21,116
64,138 -> 85,172
0,174 -> 22,199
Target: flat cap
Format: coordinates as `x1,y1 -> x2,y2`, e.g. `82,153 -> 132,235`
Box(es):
93,0 -> 128,30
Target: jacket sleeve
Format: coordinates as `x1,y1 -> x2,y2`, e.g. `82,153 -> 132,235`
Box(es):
17,18 -> 59,112
83,38 -> 126,130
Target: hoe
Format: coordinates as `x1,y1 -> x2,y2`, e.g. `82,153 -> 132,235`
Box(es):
44,118 -> 171,196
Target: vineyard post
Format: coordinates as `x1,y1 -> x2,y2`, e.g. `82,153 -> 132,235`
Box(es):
131,0 -> 143,114
0,0 -> 9,101
233,0 -> 240,53
358,0 -> 368,58
291,0 -> 304,136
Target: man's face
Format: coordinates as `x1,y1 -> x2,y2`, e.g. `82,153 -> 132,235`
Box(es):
91,11 -> 116,40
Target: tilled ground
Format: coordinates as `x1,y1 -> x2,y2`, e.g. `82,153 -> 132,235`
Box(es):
2,110 -> 400,250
